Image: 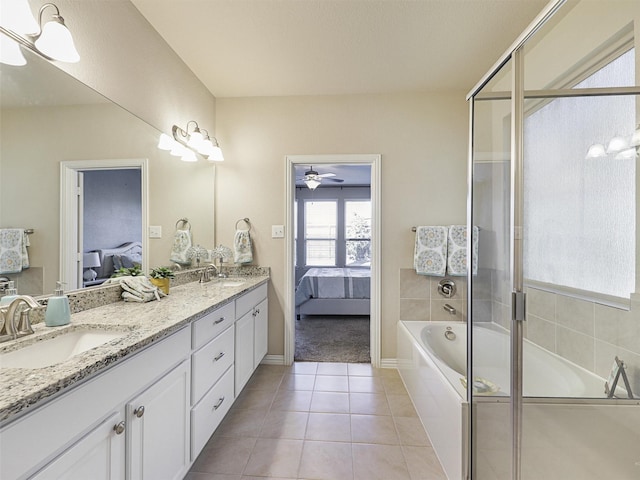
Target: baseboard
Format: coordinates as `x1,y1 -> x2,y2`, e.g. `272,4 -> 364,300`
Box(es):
380,358 -> 398,369
261,354 -> 286,365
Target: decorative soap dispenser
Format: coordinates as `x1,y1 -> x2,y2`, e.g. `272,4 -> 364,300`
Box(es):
0,281 -> 18,306
45,281 -> 71,327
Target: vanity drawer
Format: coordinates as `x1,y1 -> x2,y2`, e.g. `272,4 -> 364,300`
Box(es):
192,301 -> 235,349
191,325 -> 234,403
191,366 -> 234,460
235,283 -> 268,319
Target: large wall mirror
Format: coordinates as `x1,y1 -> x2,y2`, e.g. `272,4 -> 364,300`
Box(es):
0,48 -> 216,296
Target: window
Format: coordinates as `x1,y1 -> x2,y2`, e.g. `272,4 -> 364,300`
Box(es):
304,200 -> 337,266
345,200 -> 371,266
523,48 -> 636,298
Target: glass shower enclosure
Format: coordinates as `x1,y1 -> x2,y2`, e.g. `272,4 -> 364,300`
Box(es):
468,1 -> 640,479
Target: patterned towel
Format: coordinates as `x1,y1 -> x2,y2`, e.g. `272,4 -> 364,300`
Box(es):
447,225 -> 479,276
0,229 -> 29,274
413,226 -> 447,276
234,229 -> 253,264
170,229 -> 193,265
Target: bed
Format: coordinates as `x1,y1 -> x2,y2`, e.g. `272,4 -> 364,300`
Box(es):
90,241 -> 143,285
295,267 -> 370,317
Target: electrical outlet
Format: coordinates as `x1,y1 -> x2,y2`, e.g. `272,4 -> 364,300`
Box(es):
272,225 -> 285,238
149,225 -> 162,238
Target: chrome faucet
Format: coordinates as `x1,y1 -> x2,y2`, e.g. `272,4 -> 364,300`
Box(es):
199,264 -> 219,283
0,295 -> 43,343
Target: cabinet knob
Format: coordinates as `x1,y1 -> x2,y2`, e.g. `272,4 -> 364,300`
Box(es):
213,396 -> 225,411
214,317 -> 225,325
113,421 -> 126,435
134,406 -> 145,418
255,308 -> 260,315
213,352 -> 225,362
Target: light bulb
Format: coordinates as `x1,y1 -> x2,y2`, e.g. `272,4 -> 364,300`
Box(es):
197,139 -> 214,156
630,128 -> 640,147
585,143 -> 606,159
206,146 -> 224,162
606,136 -> 629,154
1,0 -> 39,34
187,130 -> 203,149
181,150 -> 197,162
34,18 -> 80,63
157,133 -> 174,150
0,35 -> 27,66
170,142 -> 187,157
305,178 -> 321,190
615,148 -> 637,160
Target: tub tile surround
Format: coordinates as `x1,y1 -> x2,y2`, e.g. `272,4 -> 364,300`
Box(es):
0,271 -> 269,423
523,286 -> 640,396
399,268 -> 467,322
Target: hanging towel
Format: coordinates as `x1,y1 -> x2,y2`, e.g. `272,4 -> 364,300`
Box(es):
413,226 -> 447,276
170,229 -> 193,266
234,229 -> 253,264
0,229 -> 29,274
446,225 -> 479,276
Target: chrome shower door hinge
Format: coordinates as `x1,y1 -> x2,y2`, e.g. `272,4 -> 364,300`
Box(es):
512,291 -> 526,321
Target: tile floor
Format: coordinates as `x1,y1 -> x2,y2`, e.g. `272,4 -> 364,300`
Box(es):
186,362 -> 447,480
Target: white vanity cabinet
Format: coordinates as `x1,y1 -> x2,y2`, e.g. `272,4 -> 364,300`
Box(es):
234,283 -> 268,393
0,327 -> 191,480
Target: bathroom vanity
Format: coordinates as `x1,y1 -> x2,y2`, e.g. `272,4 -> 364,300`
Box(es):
0,276 -> 269,480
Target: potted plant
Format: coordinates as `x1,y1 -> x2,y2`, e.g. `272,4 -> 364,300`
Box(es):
111,265 -> 144,278
149,266 -> 175,295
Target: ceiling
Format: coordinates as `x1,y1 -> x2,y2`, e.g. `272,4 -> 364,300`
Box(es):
295,164 -> 371,188
131,0 -> 548,98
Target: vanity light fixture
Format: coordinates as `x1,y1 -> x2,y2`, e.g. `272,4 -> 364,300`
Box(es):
585,126 -> 640,160
157,121 -> 224,162
0,2 -> 80,65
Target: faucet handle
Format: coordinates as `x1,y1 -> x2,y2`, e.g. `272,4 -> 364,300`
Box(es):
0,307 -> 9,336
15,310 -> 34,336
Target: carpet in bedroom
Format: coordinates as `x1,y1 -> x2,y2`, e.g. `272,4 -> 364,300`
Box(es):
294,315 -> 370,363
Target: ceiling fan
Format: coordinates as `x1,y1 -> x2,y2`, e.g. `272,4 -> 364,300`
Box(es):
298,166 -> 344,190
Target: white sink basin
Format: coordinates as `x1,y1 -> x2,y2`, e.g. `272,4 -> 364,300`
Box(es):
0,329 -> 129,369
220,280 -> 245,288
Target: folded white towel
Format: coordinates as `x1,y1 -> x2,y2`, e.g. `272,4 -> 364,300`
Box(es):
447,225 -> 479,276
414,226 -> 447,276
0,229 -> 29,274
170,229 -> 193,265
234,229 -> 253,264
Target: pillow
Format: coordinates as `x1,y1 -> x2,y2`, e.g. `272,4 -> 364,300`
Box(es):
114,253 -> 142,270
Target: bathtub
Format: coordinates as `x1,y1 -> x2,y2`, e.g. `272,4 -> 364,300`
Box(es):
397,321 -> 640,480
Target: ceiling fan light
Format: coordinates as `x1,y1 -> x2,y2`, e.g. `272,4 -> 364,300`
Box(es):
305,178 -> 321,190
34,16 -> 80,63
0,34 -> 27,66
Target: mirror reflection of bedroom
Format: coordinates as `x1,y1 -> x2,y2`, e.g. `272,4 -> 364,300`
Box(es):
294,164 -> 372,363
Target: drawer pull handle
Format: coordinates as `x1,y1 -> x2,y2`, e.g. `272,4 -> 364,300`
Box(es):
134,406 -> 145,418
255,308 -> 260,315
213,396 -> 225,410
113,421 -> 126,435
214,317 -> 225,325
213,352 -> 225,361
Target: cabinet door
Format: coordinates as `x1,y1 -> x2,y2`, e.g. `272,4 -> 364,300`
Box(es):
127,360 -> 190,480
31,412 -> 125,480
234,310 -> 255,394
253,298 -> 268,369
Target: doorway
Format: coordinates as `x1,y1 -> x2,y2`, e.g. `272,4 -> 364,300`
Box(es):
284,154 -> 381,367
60,159 -> 148,290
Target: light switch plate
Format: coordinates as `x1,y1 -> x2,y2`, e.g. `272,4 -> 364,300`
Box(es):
272,225 -> 285,238
149,225 -> 162,238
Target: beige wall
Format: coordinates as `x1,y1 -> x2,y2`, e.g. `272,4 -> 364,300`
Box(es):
215,93 -> 469,360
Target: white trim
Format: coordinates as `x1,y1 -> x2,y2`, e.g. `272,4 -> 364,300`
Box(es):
261,354 -> 286,366
284,154 -> 382,367
60,159 -> 149,291
379,358 -> 398,369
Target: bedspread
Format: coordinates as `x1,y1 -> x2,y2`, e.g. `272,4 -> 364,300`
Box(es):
295,267 -> 370,306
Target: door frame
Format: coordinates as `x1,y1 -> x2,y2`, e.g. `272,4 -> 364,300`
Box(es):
284,154 -> 381,366
60,159 -> 148,290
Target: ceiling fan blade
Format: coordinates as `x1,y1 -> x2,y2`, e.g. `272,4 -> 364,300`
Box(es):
325,177 -> 344,182
318,173 -> 336,178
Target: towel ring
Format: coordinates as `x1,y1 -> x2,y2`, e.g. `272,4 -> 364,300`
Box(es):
176,218 -> 191,231
235,217 -> 251,231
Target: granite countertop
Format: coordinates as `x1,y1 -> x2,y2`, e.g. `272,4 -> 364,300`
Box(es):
0,275 -> 269,425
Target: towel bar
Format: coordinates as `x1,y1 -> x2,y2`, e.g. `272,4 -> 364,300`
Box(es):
235,218 -> 251,231
175,218 -> 191,230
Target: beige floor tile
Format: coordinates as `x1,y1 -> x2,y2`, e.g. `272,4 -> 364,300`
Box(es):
351,414 -> 400,445
243,438 -> 304,478
348,376 -> 385,393
349,392 -> 391,416
382,375 -> 408,394
241,477 -> 296,480
394,416 -> 430,446
232,388 -> 276,411
270,389 -> 313,411
245,371 -> 284,392
259,410 -> 309,439
289,361 -> 318,374
314,374 -> 350,392
352,443 -> 411,480
378,368 -> 401,378
299,440 -> 354,479
386,394 -> 418,417
184,473 -> 241,480
306,413 -> 352,442
402,445 -> 447,479
215,408 -> 267,437
280,373 -> 316,391
191,436 -> 257,475
310,391 -> 350,413
347,363 -> 377,376
317,362 -> 349,375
